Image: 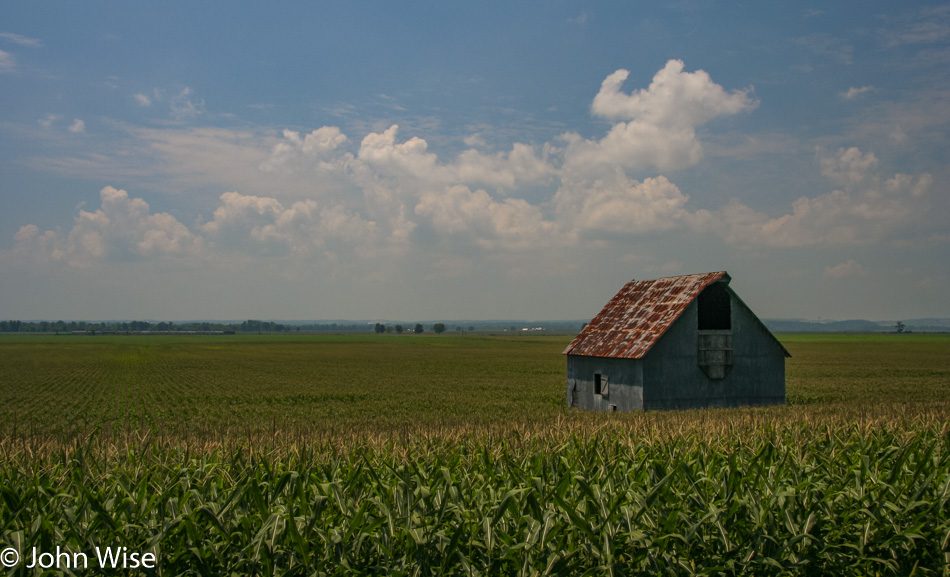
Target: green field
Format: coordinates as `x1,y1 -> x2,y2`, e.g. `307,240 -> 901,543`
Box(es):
0,333 -> 948,574
0,333 -> 570,446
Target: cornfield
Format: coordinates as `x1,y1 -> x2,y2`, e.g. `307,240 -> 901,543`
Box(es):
1,424 -> 948,575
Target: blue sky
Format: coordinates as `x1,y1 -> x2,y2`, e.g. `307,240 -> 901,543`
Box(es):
1,2 -> 948,321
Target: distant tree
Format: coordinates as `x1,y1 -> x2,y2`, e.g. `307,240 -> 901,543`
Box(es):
468,325 -> 475,332
374,323 -> 385,334
414,323 -> 424,334
895,321 -> 906,334
433,323 -> 446,334
395,325 -> 403,334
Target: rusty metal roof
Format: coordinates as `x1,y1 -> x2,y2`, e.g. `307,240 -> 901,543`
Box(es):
563,271 -> 730,359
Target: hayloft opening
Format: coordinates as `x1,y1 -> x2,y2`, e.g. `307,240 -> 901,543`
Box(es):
698,282 -> 731,330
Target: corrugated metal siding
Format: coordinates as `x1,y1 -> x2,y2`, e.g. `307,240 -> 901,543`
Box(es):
563,271 -> 729,359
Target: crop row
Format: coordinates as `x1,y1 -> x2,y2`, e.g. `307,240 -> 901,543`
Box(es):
0,336 -> 568,443
2,335 -> 949,448
1,423 -> 948,576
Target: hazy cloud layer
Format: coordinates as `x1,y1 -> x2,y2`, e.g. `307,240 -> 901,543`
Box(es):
10,62 -> 940,268
0,31 -> 41,74
0,32 -> 41,47
695,147 -> 933,247
3,56 -> 947,319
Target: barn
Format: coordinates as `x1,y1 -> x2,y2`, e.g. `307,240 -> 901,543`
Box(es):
563,271 -> 789,411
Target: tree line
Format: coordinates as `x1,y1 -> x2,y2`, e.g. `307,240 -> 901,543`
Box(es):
0,320 -> 369,333
373,323 -> 448,334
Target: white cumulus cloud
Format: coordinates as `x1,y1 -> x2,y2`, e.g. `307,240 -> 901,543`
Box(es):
358,125 -> 447,182
260,127 -> 349,173
563,60 -> 757,175
823,259 -> 868,278
0,49 -> 15,73
12,187 -> 200,267
842,86 -> 874,99
454,142 -> 554,190
11,186 -> 386,266
201,192 -> 321,255
134,93 -> 152,107
590,61 -> 756,127
415,185 -> 554,250
560,173 -> 691,236
38,114 -> 60,128
170,87 -> 205,121
201,191 -> 376,256
0,32 -> 42,47
819,147 -> 878,186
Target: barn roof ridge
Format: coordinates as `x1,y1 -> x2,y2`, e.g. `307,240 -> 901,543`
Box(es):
563,271 -> 753,359
630,270 -> 731,284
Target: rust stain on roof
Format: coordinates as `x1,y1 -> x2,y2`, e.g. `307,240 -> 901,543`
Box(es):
563,271 -> 729,359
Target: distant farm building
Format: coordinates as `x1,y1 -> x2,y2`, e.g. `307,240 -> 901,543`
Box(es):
563,272 -> 789,411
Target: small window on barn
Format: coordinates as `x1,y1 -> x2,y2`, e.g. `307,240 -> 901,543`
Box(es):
698,282 -> 731,331
594,373 -> 608,396
594,373 -> 602,395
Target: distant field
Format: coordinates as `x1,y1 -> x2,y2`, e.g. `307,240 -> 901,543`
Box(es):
782,333 -> 950,408
0,333 -> 948,574
0,332 -> 947,446
0,333 -> 570,445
